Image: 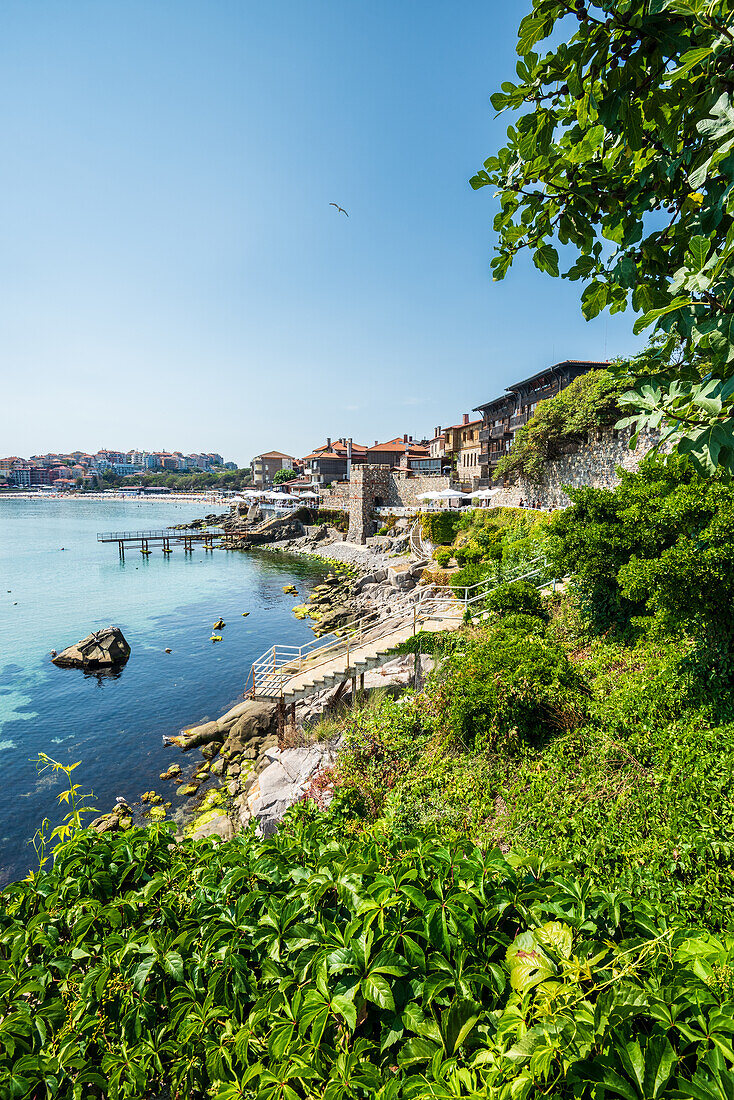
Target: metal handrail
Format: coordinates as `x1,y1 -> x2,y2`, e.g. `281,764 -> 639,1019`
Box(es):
409,519 -> 432,560
97,528 -> 225,541
251,588 -> 424,693
249,552 -> 555,696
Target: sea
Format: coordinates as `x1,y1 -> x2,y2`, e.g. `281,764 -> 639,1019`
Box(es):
0,497 -> 330,885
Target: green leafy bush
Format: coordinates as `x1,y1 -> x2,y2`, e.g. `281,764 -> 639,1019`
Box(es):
486,579 -> 547,621
496,370 -> 625,483
551,457 -> 734,681
4,812 -> 734,1099
315,508 -> 349,531
433,547 -> 452,568
431,616 -> 586,752
420,510 -> 461,545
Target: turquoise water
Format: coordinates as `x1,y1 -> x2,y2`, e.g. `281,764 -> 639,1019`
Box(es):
0,498 -> 328,884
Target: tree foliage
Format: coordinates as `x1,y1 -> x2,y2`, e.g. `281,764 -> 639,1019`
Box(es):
495,368 -> 625,481
273,468 -> 296,485
472,0 -> 734,473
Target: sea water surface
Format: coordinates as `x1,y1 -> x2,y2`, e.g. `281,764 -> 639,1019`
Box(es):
0,498 -> 329,884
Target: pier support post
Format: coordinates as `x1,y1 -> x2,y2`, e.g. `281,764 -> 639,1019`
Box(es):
118,540 -> 124,561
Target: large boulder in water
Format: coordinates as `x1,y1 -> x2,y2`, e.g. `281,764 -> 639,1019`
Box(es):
52,627 -> 131,670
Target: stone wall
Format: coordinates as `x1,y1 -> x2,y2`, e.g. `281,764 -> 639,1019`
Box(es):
344,467 -> 451,542
491,428 -> 661,510
346,465 -> 392,542
319,481 -> 350,511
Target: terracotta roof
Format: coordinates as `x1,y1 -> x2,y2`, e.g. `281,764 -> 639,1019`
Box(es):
445,419 -> 482,431
303,449 -> 345,461
303,441 -> 367,461
255,451 -> 295,460
368,438 -> 429,455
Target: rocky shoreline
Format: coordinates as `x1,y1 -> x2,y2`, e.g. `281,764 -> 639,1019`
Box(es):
90,516 -> 435,844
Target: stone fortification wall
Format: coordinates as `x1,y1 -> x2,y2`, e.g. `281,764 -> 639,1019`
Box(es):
319,482 -> 350,511
345,467 -> 451,542
491,428 -> 660,510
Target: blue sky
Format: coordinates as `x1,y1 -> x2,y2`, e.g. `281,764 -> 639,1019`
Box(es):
0,1 -> 642,465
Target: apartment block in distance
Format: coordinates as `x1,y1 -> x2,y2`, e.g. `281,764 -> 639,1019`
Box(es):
252,451 -> 296,488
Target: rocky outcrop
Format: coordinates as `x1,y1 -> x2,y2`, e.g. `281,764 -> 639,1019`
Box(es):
237,514 -> 306,546
244,745 -> 338,836
171,512 -> 230,530
52,627 -> 131,670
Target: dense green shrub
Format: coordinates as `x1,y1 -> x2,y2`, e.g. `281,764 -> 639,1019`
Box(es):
394,629 -> 464,657
451,560 -> 497,594
420,510 -> 461,545
4,811 -> 734,1099
453,542 -> 485,566
496,369 -> 625,482
433,547 -> 452,568
486,579 -> 547,621
551,457 -> 734,681
498,636 -> 734,928
431,616 -> 586,752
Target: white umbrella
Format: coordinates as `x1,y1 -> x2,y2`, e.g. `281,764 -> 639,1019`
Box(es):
416,491 -> 439,501
432,488 -> 472,500
469,487 -> 502,499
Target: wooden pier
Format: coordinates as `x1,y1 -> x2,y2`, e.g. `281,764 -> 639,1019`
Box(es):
97,528 -> 226,559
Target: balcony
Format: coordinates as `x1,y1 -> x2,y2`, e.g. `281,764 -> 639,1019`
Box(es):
491,423 -> 509,439
478,427 -> 490,443
509,413 -> 528,430
531,382 -> 559,402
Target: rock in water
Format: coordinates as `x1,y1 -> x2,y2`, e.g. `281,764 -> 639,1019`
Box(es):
52,626 -> 131,670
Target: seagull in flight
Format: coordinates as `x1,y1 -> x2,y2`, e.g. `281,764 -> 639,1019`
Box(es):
329,202 -> 349,217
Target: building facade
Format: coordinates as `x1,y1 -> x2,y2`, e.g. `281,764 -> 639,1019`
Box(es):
252,451 -> 296,488
475,360 -> 609,485
302,439 -> 366,486
366,436 -> 430,469
442,414 -> 483,489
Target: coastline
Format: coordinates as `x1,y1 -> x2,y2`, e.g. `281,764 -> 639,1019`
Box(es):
0,498 -> 339,884
0,491 -> 235,505
90,522 -> 428,843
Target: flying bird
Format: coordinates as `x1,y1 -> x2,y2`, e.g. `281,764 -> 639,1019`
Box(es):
329,202 -> 349,217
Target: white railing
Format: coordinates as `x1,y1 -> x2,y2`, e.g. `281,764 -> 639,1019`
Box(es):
249,554 -> 555,697
409,519 -> 432,560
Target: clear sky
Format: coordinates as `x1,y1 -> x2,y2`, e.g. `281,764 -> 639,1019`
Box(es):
0,1 -> 642,465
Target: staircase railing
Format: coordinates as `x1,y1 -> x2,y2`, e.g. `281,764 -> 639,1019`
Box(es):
249,553 -> 555,698
409,518 -> 433,560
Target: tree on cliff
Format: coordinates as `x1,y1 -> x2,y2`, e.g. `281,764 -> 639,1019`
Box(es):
472,0 -> 734,473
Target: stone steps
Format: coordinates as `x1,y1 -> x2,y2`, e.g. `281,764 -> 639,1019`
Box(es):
255,612 -> 458,705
